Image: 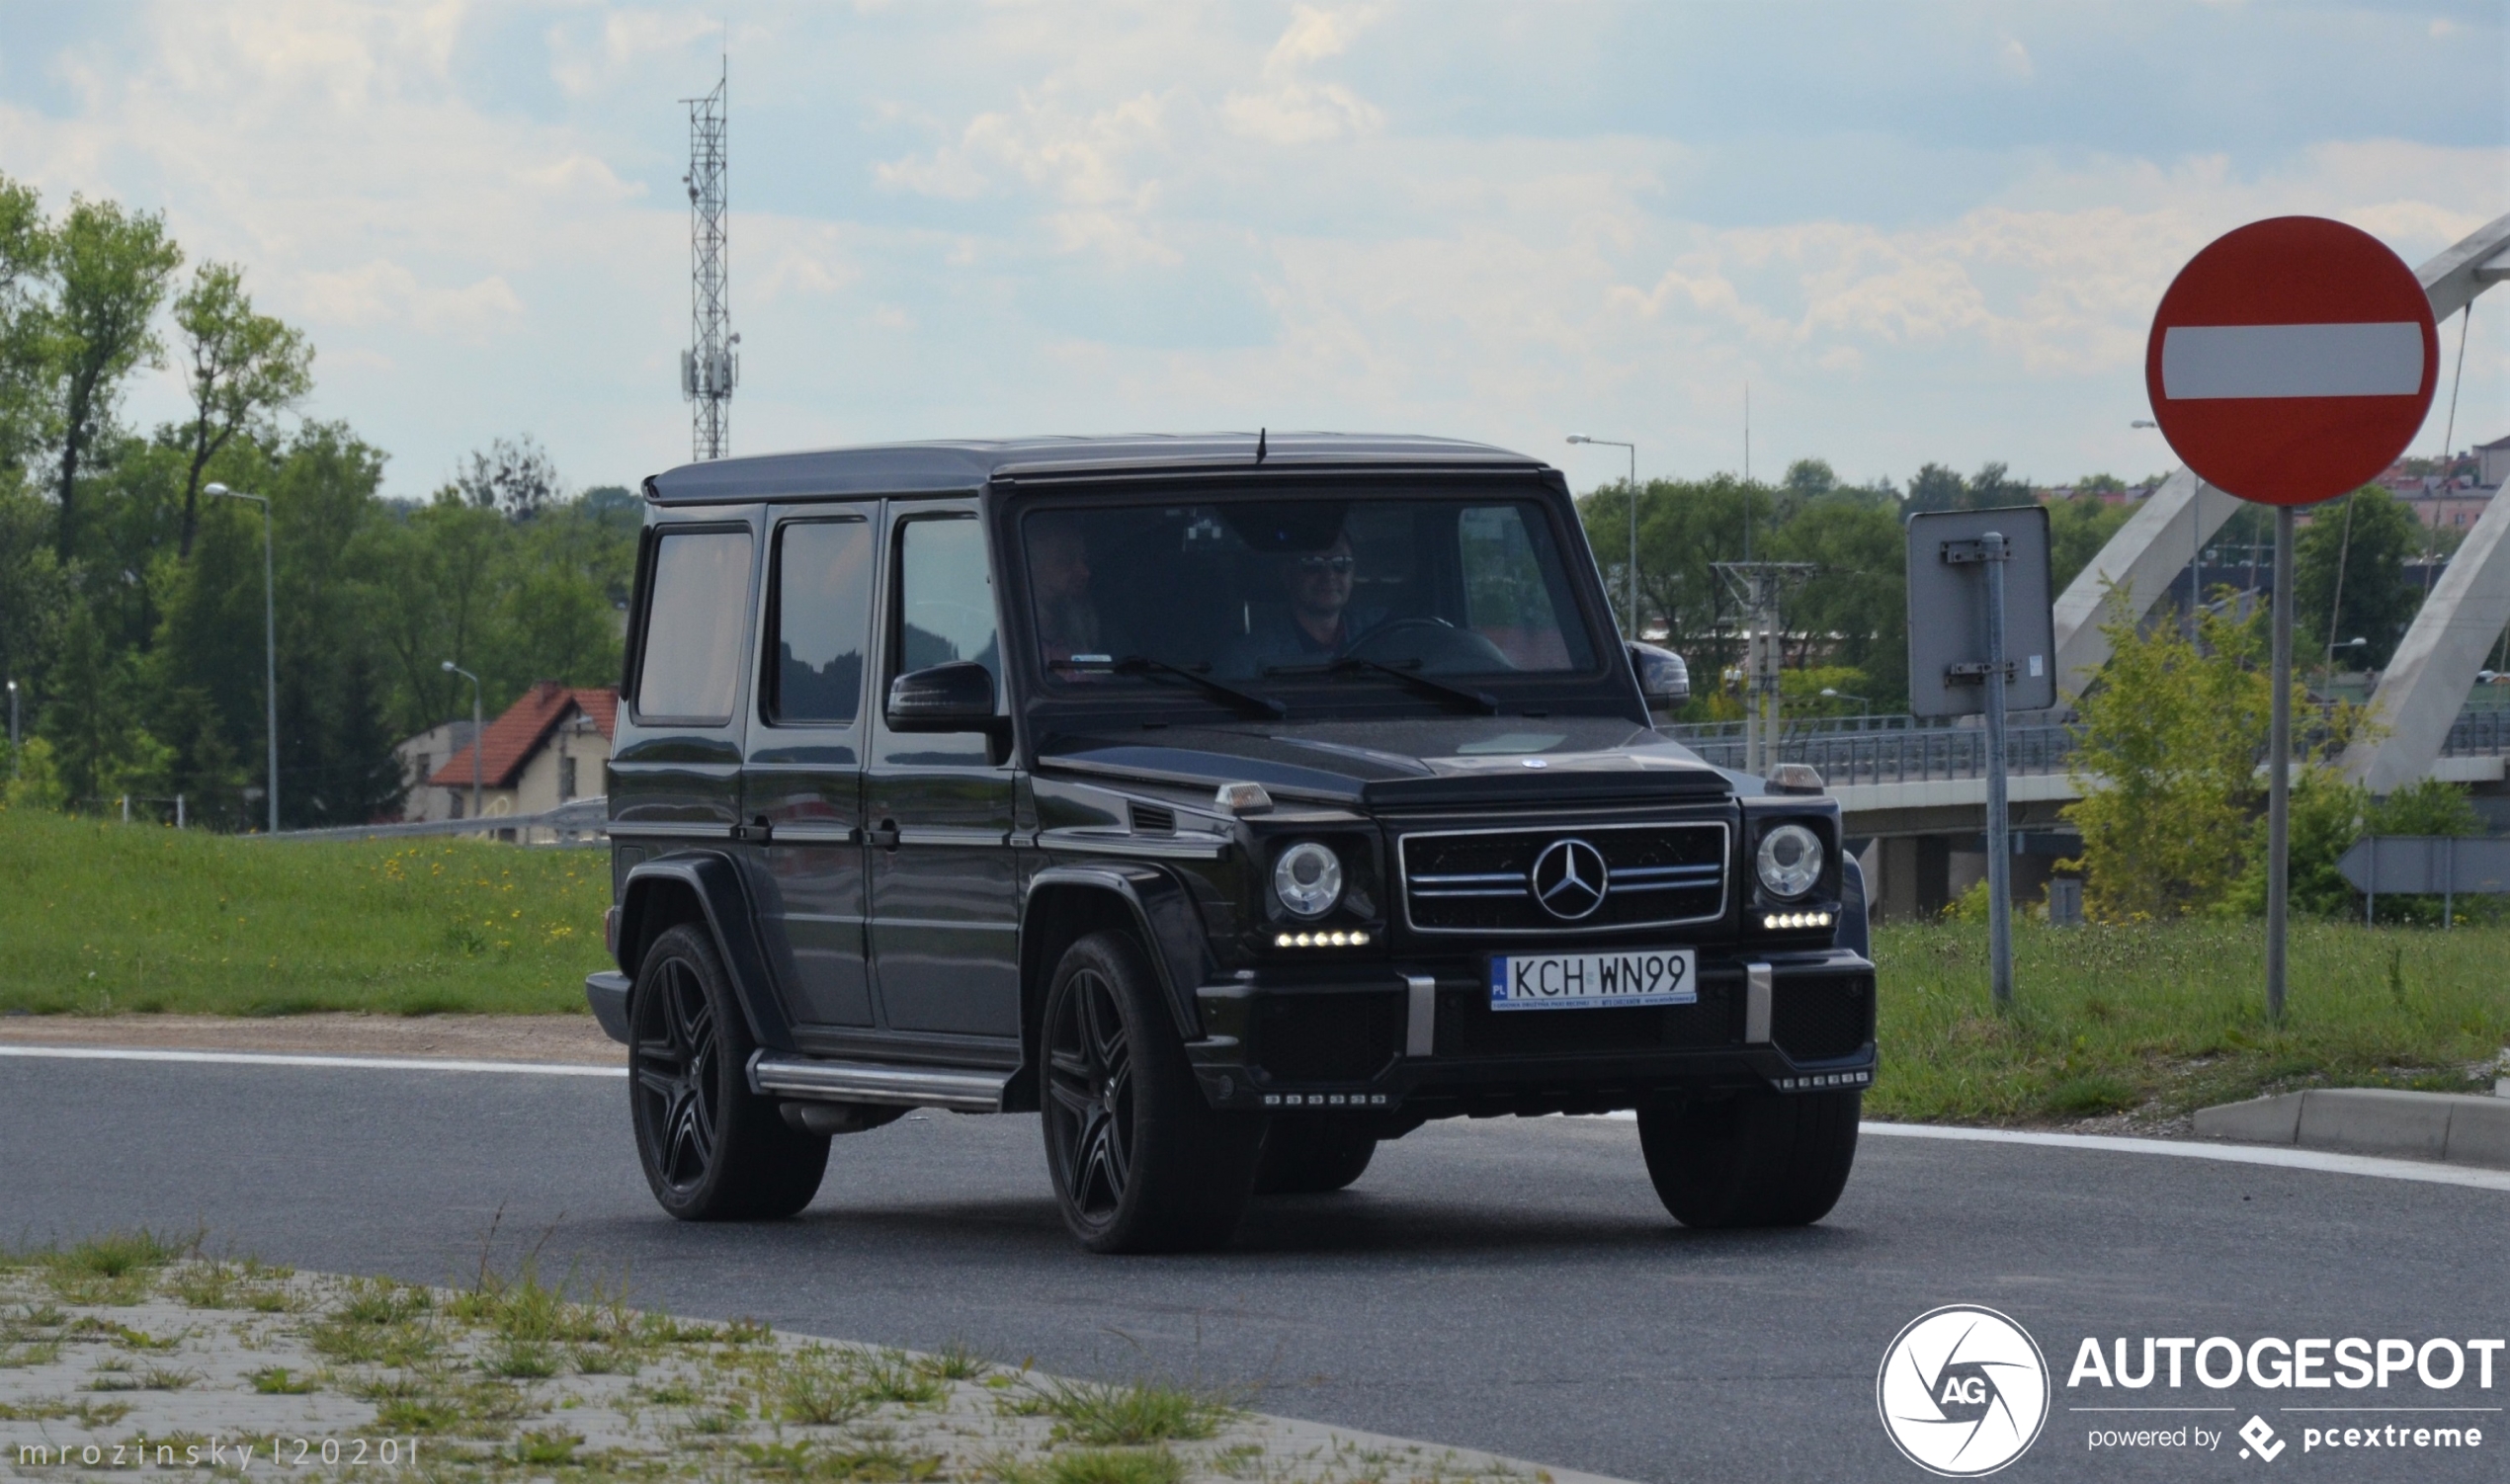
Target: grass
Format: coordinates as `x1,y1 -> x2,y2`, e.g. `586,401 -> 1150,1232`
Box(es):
1870,918 -> 2510,1125
1009,1377 -> 1238,1447
0,808 -> 610,1016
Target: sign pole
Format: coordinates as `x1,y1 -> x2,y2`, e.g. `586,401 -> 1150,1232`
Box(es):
1982,531 -> 2014,1011
2266,505 -> 2294,1022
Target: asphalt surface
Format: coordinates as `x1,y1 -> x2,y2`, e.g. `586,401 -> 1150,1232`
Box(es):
4,1056 -> 2504,1482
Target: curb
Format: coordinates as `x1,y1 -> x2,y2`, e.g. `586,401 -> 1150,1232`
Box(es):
2194,1088 -> 2510,1169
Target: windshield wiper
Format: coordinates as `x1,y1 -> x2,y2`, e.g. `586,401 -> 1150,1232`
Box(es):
1266,657 -> 1500,715
1054,654 -> 1287,718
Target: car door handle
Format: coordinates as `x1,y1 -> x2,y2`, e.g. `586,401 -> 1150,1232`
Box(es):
868,819 -> 900,851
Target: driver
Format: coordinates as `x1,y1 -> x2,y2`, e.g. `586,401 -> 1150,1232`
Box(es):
1223,532 -> 1386,675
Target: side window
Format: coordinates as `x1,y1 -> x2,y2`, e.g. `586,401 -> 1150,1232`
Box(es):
767,519 -> 872,725
894,517 -> 1000,690
635,528 -> 754,723
1459,505 -> 1590,671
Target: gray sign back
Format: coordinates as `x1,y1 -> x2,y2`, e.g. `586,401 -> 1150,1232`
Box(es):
1906,505 -> 2056,718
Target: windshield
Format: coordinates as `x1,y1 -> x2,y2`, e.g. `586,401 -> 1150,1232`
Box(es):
1021,496 -> 1602,699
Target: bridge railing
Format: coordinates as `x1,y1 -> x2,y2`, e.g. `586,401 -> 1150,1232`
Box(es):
1666,723 -> 2082,783
1666,696 -> 2510,784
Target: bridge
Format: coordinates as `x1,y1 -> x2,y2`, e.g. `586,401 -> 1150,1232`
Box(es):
1715,211 -> 2510,920
1672,693 -> 2510,921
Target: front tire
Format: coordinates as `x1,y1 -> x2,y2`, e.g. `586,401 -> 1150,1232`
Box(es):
1041,931 -> 1266,1253
1637,1089 -> 1860,1228
629,924 -> 830,1220
1253,1121 -> 1377,1195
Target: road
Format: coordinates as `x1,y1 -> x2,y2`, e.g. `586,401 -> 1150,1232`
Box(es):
4,1054 -> 2504,1482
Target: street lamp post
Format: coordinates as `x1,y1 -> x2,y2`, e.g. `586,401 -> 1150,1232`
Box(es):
1567,435 -> 1639,637
6,678 -> 18,775
205,483 -> 279,834
1818,686 -> 1872,730
442,661 -> 483,823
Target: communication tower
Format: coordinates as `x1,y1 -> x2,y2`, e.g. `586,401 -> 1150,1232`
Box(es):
680,63 -> 736,459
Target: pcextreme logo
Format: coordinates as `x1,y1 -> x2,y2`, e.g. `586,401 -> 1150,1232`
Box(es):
1878,1305 -> 2052,1476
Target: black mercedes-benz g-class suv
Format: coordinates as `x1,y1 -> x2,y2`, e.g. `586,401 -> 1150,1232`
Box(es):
586,433 -> 1874,1253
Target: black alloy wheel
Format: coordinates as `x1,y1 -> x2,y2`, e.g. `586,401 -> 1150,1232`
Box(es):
1040,931 -> 1266,1253
628,924 -> 829,1221
1636,1087 -> 1861,1228
1046,960 -> 1134,1222
1253,1120 -> 1379,1195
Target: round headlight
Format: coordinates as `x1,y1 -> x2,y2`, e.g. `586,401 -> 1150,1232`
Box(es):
1272,841 -> 1344,919
1755,823 -> 1823,900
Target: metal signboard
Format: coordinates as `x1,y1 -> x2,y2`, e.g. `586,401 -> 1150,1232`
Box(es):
2147,216 -> 2442,1020
2146,216 -> 2438,506
2338,836 -> 2510,896
1905,506 -> 2056,720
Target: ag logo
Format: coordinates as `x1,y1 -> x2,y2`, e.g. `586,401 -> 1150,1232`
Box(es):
1877,1305 -> 2050,1476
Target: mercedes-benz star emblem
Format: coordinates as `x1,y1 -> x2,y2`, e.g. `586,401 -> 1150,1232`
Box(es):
1531,838 -> 1609,921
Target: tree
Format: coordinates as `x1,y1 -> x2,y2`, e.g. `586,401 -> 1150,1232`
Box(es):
457,434 -> 564,522
2063,595 -> 2364,920
1773,494 -> 1907,704
2045,494 -> 2131,594
42,197 -> 181,562
0,173 -> 52,485
1905,462 -> 1966,514
1965,461 -> 2031,509
2295,486 -> 2420,668
172,262 -> 313,557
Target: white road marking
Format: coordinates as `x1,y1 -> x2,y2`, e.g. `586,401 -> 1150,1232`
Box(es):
1567,1111 -> 2510,1191
2160,322 -> 2425,399
0,1044 -> 626,1077
7,1045 -> 2502,1192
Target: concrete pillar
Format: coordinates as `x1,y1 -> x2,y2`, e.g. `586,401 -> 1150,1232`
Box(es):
1878,837 -> 1954,922
1949,849 -> 1987,906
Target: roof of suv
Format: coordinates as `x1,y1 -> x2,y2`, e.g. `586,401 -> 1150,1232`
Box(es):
641,432 -> 1546,505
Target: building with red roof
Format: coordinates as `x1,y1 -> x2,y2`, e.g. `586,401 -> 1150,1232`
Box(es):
408,682 -> 617,824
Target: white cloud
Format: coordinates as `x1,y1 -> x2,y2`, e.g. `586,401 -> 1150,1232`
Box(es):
3,0 -> 2501,495
1222,3 -> 1383,144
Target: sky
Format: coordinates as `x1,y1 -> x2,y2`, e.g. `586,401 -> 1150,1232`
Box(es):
1,0 -> 2503,501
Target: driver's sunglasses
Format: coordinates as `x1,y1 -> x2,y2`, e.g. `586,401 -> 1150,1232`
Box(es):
1295,555 -> 1356,574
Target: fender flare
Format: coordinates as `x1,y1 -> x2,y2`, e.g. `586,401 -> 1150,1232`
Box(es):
1023,863 -> 1213,1045
1836,851 -> 1872,960
618,851 -> 795,1054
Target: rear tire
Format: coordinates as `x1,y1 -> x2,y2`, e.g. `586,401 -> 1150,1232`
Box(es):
1253,1121 -> 1378,1195
628,924 -> 830,1221
1041,931 -> 1266,1253
1637,1089 -> 1860,1228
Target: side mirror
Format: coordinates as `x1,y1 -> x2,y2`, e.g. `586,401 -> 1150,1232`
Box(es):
886,661 -> 1007,735
1628,641 -> 1690,713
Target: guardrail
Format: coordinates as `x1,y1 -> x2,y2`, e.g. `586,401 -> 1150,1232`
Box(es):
257,797 -> 611,844
1670,725 -> 2082,784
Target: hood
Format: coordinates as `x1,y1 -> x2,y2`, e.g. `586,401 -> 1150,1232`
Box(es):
1035,715 -> 1730,809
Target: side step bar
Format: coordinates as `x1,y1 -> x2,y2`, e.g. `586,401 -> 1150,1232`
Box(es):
748,1053 -> 1009,1113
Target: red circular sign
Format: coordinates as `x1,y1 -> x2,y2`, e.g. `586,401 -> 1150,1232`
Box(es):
2145,216 -> 2437,507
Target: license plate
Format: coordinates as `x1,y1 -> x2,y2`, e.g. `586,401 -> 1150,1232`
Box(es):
1488,948 -> 1697,1010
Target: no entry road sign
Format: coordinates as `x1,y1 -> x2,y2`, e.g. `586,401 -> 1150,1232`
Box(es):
2145,216 -> 2438,506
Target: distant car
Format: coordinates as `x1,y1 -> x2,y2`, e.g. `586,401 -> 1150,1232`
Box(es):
586,434 -> 1874,1253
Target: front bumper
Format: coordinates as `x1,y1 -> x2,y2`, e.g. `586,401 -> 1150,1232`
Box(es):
585,971 -> 632,1044
1183,948 -> 1876,1118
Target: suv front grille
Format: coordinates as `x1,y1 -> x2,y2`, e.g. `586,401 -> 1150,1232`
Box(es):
1399,821 -> 1728,933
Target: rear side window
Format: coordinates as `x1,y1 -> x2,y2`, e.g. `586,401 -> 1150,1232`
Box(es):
768,519 -> 873,724
636,528 -> 754,723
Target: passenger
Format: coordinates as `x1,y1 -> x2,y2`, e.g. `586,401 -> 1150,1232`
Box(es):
1029,515 -> 1108,668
